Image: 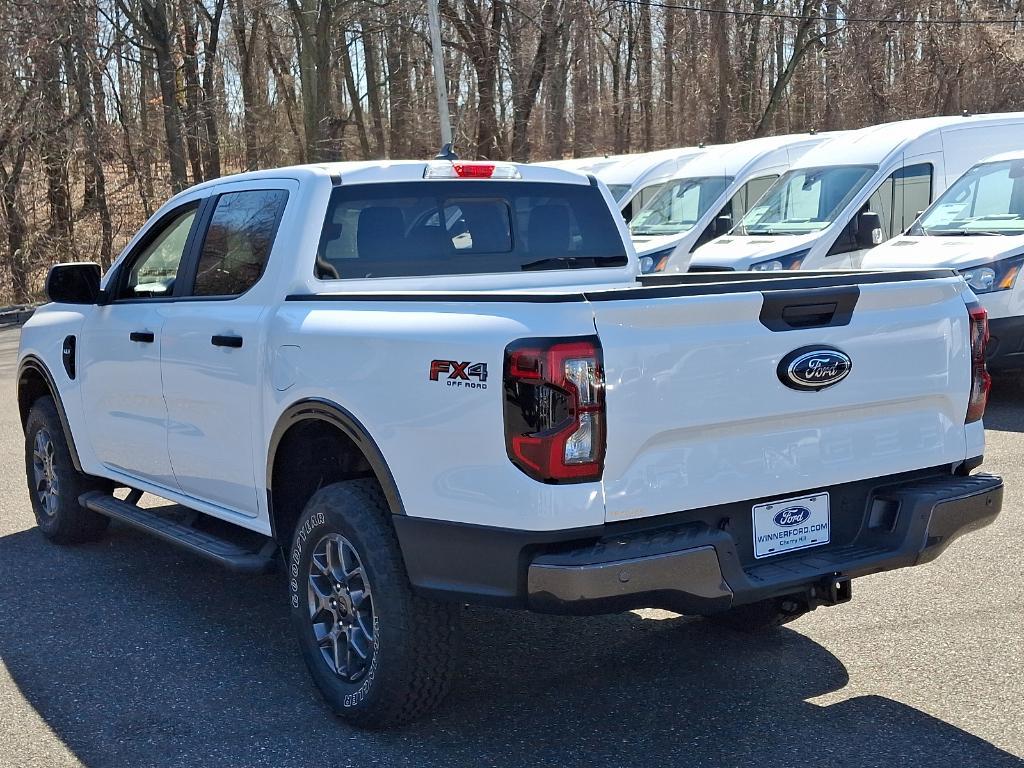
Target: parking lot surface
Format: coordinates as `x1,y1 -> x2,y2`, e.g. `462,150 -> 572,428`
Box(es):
0,325 -> 1021,768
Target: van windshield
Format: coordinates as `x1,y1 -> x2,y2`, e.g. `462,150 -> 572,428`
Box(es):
629,176 -> 732,236
734,165 -> 876,236
909,159 -> 1024,236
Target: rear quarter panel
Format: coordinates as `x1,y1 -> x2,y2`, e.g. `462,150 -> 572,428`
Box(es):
266,298 -> 606,531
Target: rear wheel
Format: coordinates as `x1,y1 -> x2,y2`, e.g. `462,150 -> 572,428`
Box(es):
705,595 -> 809,632
24,396 -> 113,543
288,479 -> 461,728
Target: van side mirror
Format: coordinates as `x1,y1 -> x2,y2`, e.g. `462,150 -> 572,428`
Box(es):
713,214 -> 733,237
46,263 -> 101,304
856,211 -> 884,249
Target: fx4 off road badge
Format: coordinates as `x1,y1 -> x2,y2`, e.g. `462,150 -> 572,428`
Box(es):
430,360 -> 488,389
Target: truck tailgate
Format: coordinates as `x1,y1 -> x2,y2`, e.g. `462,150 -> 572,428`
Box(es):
592,275 -> 973,522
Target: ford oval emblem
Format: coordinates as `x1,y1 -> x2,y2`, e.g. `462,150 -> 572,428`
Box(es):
778,345 -> 851,392
773,506 -> 811,527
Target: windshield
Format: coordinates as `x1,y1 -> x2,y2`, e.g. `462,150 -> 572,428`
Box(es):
735,165 -> 876,236
605,184 -> 631,203
629,176 -> 732,236
909,159 -> 1024,236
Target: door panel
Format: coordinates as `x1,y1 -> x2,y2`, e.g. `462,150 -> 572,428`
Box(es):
160,304 -> 265,515
161,187 -> 290,516
80,307 -> 174,486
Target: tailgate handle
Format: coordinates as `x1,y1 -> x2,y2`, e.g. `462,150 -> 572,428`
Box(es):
759,286 -> 859,332
782,302 -> 837,327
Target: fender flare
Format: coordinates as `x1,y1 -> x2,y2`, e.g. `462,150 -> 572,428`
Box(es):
17,355 -> 84,472
265,398 -> 407,536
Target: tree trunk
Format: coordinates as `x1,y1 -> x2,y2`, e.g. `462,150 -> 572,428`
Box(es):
72,27 -> 114,267
360,12 -> 388,157
199,0 -> 226,179
179,0 -> 206,183
229,0 -> 263,169
509,0 -> 556,161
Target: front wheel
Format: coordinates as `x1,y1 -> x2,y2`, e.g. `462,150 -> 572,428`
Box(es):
24,396 -> 112,543
288,479 -> 461,728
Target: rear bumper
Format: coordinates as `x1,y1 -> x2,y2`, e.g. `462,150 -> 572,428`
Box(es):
394,469 -> 1001,615
986,315 -> 1024,371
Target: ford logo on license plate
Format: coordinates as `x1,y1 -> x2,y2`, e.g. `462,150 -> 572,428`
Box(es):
773,505 -> 811,526
778,346 -> 852,391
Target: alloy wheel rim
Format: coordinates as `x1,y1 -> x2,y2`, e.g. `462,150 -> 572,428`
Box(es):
32,428 -> 59,516
308,533 -> 375,683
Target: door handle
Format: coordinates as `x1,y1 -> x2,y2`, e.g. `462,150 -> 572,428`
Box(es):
211,334 -> 243,349
129,331 -> 155,343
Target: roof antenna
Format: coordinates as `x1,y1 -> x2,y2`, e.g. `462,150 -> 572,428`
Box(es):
810,127 -> 818,135
698,140 -> 706,148
435,143 -> 458,161
962,109 -> 972,117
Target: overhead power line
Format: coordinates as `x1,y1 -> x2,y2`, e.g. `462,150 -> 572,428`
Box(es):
612,0 -> 1024,25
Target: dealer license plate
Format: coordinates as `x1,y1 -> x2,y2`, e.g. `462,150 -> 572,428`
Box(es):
752,493 -> 830,559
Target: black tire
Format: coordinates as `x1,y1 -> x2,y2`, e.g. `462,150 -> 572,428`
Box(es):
24,396 -> 113,544
288,479 -> 461,728
705,595 -> 809,632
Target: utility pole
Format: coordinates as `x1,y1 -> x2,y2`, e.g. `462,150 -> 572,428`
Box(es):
426,0 -> 453,147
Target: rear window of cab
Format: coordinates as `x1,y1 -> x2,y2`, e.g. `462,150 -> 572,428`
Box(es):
315,181 -> 628,279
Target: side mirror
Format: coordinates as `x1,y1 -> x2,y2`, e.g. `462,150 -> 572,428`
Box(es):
856,211 -> 884,249
45,263 -> 101,304
713,214 -> 733,237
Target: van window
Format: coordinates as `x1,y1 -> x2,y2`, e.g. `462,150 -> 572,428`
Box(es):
730,174 -> 779,221
910,158 -> 1024,236
865,163 -> 933,241
316,181 -> 627,279
694,175 -> 779,249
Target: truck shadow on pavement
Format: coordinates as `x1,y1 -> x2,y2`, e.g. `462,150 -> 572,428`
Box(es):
0,523 -> 1020,768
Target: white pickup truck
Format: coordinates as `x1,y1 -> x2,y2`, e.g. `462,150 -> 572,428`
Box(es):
17,158 -> 1003,728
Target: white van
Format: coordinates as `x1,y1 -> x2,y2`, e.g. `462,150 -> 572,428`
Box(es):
864,150 -> 1024,370
690,113 -> 1024,272
536,148 -> 705,222
629,133 -> 838,273
593,147 -> 706,221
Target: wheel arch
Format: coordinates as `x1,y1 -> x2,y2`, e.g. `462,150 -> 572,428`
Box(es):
266,398 -> 406,547
17,355 -> 83,472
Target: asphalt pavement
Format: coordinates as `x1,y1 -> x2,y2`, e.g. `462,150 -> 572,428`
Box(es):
0,325 -> 1021,768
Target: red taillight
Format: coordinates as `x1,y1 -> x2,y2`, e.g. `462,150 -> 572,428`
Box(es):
503,337 -> 606,483
966,303 -> 991,423
453,162 -> 495,178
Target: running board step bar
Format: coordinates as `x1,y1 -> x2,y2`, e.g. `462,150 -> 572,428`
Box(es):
79,491 -> 277,573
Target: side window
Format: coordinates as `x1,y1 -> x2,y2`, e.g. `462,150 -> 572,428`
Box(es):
637,183 -> 663,209
121,207 -> 197,299
731,175 -> 779,221
192,189 -> 289,297
866,163 -> 933,241
694,175 -> 778,249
